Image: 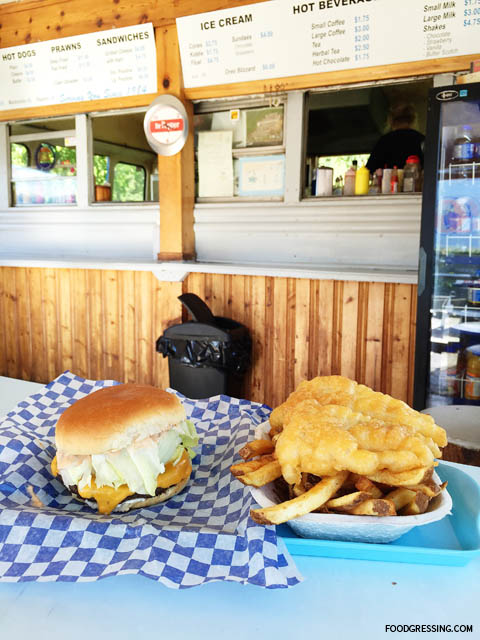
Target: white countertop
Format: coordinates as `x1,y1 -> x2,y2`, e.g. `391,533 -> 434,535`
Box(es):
0,377 -> 478,640
0,258 -> 419,284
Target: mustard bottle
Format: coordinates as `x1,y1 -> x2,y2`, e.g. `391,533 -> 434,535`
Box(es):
355,165 -> 370,195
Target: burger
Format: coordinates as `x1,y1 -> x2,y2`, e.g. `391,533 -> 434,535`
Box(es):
50,383 -> 198,515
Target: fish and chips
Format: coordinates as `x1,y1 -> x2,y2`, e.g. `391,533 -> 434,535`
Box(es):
230,376 -> 448,526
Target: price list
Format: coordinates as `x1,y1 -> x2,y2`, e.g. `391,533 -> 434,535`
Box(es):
0,23 -> 157,112
177,1 -> 479,88
176,2 -> 286,88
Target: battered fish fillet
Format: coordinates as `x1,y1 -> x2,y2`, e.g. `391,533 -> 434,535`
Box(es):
275,401 -> 439,485
269,375 -> 447,454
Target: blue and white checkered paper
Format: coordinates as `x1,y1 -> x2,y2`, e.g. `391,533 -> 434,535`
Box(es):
0,372 -> 302,589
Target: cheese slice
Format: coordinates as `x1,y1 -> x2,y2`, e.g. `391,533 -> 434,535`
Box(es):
51,450 -> 191,515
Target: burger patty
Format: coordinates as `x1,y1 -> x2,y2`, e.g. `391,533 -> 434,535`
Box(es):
64,479 -> 175,503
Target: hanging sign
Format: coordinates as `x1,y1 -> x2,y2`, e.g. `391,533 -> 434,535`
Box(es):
143,95 -> 189,156
176,0 -> 480,89
0,23 -> 157,112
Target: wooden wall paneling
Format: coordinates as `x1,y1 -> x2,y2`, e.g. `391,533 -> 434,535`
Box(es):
363,281 -> 386,393
70,268 -> 89,380
43,268 -> 60,382
270,277 -> 288,409
132,270 -> 151,385
101,270 -> 120,381
118,270 -> 137,384
390,284 -> 415,403
381,282 -> 395,396
86,269 -> 104,381
339,280 -> 360,381
209,273 -> 228,318
153,279 -> 182,389
16,267 -> 32,381
3,268 -> 21,379
311,279 -> 334,379
285,278 -> 297,402
0,268 -> 7,375
55,268 -> 74,377
407,292 -> 417,408
245,275 -> 266,405
29,267 -> 51,382
263,276 -> 275,408
293,277 -> 310,390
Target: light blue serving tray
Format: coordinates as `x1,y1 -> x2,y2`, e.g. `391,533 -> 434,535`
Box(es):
279,463 -> 480,566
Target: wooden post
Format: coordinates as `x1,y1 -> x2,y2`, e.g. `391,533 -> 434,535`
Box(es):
155,23 -> 195,261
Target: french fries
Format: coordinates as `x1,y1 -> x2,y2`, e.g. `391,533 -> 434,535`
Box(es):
238,439 -> 275,460
232,457 -> 282,488
250,471 -> 348,525
231,435 -> 447,526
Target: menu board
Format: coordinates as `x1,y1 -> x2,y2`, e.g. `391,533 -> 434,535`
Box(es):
177,0 -> 480,88
0,23 -> 157,111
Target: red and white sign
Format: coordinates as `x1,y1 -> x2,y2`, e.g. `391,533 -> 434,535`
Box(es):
150,119 -> 184,133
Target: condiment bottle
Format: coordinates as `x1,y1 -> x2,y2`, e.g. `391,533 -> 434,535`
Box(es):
355,165 -> 370,195
368,172 -> 380,195
403,155 -> 421,192
390,166 -> 399,194
344,163 -> 357,196
381,167 -> 392,194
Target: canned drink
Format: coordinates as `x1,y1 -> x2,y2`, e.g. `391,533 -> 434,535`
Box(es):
464,344 -> 480,400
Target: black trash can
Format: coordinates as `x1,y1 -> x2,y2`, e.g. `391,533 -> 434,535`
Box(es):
156,293 -> 251,399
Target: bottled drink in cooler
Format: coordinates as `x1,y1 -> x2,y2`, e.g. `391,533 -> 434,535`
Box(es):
451,125 -> 475,179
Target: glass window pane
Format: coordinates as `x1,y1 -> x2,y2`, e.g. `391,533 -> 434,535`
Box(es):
91,111 -> 157,202
112,162 -> 145,202
194,101 -> 285,201
10,136 -> 77,206
194,105 -> 284,150
11,143 -> 29,167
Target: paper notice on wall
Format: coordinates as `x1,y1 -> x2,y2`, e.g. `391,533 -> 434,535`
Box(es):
198,131 -> 234,197
237,154 -> 285,197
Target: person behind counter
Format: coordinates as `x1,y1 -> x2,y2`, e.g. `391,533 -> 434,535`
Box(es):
366,103 -> 425,173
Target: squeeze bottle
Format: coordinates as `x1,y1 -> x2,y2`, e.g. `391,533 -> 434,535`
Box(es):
344,164 -> 356,196
355,165 -> 370,195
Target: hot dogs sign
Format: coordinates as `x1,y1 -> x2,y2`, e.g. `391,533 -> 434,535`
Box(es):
0,23 -> 157,111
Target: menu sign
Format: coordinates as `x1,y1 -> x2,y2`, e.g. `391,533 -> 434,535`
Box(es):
176,0 -> 480,88
0,23 -> 157,111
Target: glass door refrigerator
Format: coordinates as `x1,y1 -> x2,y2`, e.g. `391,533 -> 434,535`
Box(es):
414,82 -> 480,411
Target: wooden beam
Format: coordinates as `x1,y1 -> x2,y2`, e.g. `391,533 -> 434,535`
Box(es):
156,23 -> 195,261
0,0 -> 269,49
184,54 -> 478,100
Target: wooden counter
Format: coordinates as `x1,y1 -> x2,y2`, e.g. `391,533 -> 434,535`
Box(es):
0,263 -> 417,407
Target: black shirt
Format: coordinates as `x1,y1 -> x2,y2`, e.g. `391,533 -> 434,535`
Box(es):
366,128 -> 425,172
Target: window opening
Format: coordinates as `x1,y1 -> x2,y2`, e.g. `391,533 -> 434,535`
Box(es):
112,162 -> 146,202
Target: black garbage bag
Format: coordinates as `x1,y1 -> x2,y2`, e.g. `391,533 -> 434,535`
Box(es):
156,293 -> 251,398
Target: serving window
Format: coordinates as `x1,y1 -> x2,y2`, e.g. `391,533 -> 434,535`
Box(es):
304,77 -> 433,198
6,108 -> 158,208
90,110 -> 157,203
9,116 -> 78,206
193,96 -> 286,201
